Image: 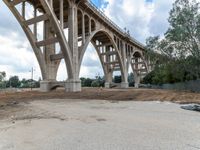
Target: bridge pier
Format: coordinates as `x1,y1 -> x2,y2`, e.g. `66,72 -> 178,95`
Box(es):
134,76 -> 140,88
40,81 -> 52,92
104,82 -> 111,88
65,79 -> 81,92
121,82 -> 129,88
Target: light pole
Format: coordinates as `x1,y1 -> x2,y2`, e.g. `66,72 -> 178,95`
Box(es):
30,67 -> 34,91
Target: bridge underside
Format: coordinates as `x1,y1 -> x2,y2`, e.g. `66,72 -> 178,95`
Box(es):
3,0 -> 150,92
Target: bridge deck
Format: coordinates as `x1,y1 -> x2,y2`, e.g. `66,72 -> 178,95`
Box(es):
24,0 -> 144,50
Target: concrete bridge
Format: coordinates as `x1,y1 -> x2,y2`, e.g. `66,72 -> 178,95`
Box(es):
3,0 -> 151,92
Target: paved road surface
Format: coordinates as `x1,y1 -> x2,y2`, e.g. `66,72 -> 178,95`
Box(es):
0,99 -> 200,150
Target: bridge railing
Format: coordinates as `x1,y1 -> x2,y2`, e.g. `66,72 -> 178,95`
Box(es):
86,0 -> 145,49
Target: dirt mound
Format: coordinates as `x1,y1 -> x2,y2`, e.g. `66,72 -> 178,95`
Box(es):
0,88 -> 200,105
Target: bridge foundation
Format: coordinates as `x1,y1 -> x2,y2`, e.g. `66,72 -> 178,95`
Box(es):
134,77 -> 140,88
40,80 -> 81,92
65,80 -> 81,92
121,82 -> 129,88
40,81 -> 52,92
104,82 -> 111,88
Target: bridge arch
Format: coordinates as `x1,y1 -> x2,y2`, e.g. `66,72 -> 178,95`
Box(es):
3,0 -> 74,81
129,50 -> 148,87
79,29 -> 126,83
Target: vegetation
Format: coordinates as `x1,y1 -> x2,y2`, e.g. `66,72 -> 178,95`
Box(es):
0,73 -> 40,89
143,0 -> 200,85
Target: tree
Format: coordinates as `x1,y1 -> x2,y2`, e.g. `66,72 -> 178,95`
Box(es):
0,71 -> 6,89
91,80 -> 100,87
166,0 -> 200,58
0,71 -> 6,82
144,0 -> 200,85
113,75 -> 121,83
80,77 -> 93,87
9,76 -> 20,88
128,73 -> 134,86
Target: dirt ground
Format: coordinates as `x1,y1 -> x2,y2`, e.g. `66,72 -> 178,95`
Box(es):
0,88 -> 200,106
0,98 -> 200,150
0,88 -> 200,150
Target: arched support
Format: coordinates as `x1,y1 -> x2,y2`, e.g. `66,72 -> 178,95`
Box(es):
3,0 -> 46,79
130,50 -> 149,88
39,0 -> 73,79
78,29 -> 128,88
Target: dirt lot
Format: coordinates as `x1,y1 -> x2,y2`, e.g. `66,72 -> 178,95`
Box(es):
0,99 -> 200,150
0,88 -> 200,106
0,88 -> 200,150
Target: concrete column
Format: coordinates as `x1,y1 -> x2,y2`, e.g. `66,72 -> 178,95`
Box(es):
22,2 -> 25,19
67,3 -> 81,92
39,1 -> 58,92
89,18 -> 91,35
43,20 -> 57,81
40,81 -> 52,92
34,7 -> 37,40
82,13 -> 85,44
121,41 -> 129,88
59,0 -> 64,29
134,75 -> 140,88
104,46 -> 113,88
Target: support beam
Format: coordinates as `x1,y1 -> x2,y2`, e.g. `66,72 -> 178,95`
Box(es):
24,14 -> 48,26
105,61 -> 119,65
100,51 -> 116,56
97,43 -> 112,48
133,68 -> 147,72
36,37 -> 58,47
132,62 -> 144,65
50,53 -> 64,61
48,0 -> 53,8
113,67 -> 121,71
10,0 -> 26,6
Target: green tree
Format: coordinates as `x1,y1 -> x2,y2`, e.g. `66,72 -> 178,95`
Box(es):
91,80 -> 100,87
113,75 -> 121,83
9,76 -> 20,88
0,72 -> 6,89
0,71 -> 6,82
80,77 -> 93,87
128,73 -> 134,86
166,0 -> 200,58
144,0 -> 200,85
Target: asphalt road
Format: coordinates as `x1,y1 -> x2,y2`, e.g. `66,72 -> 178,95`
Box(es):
0,99 -> 200,150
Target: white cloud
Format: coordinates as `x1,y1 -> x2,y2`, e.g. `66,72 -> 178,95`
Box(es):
0,33 -> 41,80
103,0 -> 174,43
80,44 -> 104,78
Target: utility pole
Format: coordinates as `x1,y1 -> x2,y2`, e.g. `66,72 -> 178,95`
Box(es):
30,67 -> 34,91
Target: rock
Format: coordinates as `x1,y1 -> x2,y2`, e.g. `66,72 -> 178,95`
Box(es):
181,104 -> 200,112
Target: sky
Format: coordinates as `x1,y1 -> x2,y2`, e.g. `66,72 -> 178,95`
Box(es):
0,0 -> 174,81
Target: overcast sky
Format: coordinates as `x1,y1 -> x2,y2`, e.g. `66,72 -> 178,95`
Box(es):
0,0 -> 174,80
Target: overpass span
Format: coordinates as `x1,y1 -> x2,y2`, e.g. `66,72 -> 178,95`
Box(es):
3,0 -> 151,91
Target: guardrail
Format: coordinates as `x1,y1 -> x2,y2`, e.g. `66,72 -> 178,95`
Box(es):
86,0 -> 145,49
